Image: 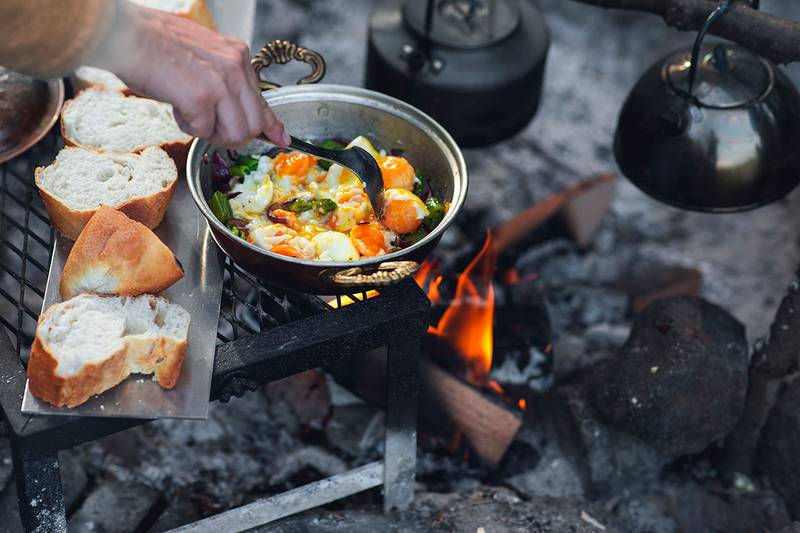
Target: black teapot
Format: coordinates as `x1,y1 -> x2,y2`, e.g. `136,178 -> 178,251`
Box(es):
614,1 -> 800,212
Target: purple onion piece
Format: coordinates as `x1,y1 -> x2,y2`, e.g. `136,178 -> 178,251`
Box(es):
267,202 -> 291,225
212,151 -> 230,180
202,153 -> 209,165
227,217 -> 248,228
390,148 -> 405,157
227,191 -> 242,199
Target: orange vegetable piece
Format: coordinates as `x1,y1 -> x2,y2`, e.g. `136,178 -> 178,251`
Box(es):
274,152 -> 318,177
379,156 -> 416,191
350,222 -> 387,257
271,209 -> 303,232
271,243 -> 301,258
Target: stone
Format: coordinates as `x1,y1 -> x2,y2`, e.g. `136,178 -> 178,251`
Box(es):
0,440 -> 13,493
149,497 -> 202,532
759,380 -> 800,519
553,385 -> 669,496
590,296 -> 749,456
325,404 -> 385,459
0,481 -> 23,533
68,479 -> 162,533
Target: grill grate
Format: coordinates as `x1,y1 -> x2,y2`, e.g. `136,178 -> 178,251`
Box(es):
0,132 -> 375,360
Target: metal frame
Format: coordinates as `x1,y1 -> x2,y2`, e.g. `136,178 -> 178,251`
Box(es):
0,131 -> 428,532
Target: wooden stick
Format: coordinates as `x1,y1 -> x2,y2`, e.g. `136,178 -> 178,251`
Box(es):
571,0 -> 800,65
328,349 -> 522,467
491,174 -> 615,254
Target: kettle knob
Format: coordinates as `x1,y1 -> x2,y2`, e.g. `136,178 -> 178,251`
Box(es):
659,107 -> 689,137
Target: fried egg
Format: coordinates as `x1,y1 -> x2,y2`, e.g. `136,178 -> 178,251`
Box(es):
313,231 -> 360,261
229,157 -> 274,218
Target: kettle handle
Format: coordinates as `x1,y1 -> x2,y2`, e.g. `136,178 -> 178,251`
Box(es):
684,0 -> 759,98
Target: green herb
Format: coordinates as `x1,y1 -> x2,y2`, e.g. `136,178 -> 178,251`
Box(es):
230,156 -> 260,177
423,196 -> 445,230
209,191 -> 233,223
284,198 -> 338,215
228,226 -> 246,239
402,228 -> 428,246
413,175 -> 426,198
317,139 -> 345,170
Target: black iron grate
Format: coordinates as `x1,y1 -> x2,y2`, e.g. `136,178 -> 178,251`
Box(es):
0,133 -> 377,358
0,131 -> 60,359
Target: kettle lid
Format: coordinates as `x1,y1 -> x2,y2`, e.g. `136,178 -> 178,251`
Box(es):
665,43 -> 773,108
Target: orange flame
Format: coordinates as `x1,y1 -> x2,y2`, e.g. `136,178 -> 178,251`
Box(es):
423,232 -> 497,385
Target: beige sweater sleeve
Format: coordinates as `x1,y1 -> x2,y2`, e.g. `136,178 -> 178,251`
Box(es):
0,0 -> 120,78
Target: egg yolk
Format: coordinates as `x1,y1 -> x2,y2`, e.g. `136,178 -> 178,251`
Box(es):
350,222 -> 387,257
379,156 -> 416,191
381,189 -> 429,234
274,152 -> 318,178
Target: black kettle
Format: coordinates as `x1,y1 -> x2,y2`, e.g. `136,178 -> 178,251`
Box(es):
614,1 -> 800,212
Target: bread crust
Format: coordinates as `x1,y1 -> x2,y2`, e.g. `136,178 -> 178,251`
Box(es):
60,206 -> 184,299
28,297 -> 189,408
182,0 -> 216,29
59,92 -> 193,170
28,336 -> 129,408
35,154 -> 178,241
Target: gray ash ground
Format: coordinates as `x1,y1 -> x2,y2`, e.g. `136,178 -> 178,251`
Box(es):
11,1 -> 800,532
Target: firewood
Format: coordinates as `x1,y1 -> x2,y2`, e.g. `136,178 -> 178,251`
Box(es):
617,266 -> 703,314
491,174 -> 616,254
328,349 -> 522,467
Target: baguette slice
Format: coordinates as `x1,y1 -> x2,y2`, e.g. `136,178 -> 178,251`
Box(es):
60,206 -> 184,300
35,146 -> 178,240
28,294 -> 191,408
61,89 -> 193,167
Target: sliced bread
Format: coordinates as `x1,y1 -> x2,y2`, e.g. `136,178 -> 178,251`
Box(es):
60,89 -> 193,166
35,146 -> 178,240
28,294 -> 191,407
60,206 -> 184,300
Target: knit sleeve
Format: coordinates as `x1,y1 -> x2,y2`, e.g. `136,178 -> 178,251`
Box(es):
0,0 -> 120,78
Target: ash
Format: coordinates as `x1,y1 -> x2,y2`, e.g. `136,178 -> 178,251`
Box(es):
35,1 -> 800,532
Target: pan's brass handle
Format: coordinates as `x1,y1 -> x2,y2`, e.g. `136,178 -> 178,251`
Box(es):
330,261 -> 420,287
251,39 -> 326,90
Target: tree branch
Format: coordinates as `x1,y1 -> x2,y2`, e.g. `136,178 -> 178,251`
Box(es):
572,0 -> 800,64
722,268 -> 800,476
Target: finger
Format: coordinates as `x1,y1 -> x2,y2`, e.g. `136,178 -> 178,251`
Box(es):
239,85 -> 270,140
208,96 -> 251,148
262,104 -> 291,147
171,78 -> 217,139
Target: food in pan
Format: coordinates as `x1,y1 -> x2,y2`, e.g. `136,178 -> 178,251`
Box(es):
205,136 -> 447,261
35,146 -> 178,240
27,294 -> 191,408
60,206 -> 185,300
61,89 -> 193,167
72,0 -> 217,93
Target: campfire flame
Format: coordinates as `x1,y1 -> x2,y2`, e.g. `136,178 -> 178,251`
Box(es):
416,232 -> 497,385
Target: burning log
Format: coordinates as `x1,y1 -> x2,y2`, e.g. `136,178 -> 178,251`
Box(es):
328,349 -> 523,468
491,174 -> 616,254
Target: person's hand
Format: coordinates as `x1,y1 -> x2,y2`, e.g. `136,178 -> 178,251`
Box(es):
110,4 -> 289,148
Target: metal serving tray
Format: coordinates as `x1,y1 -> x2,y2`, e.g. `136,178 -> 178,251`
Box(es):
20,178 -> 224,419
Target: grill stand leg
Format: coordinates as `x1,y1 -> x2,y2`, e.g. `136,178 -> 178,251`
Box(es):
383,329 -> 420,512
11,442 -> 66,532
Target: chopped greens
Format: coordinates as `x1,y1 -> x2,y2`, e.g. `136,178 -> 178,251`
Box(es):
423,196 -> 445,230
284,198 -> 338,215
209,191 -> 233,223
228,226 -> 247,239
230,155 -> 260,177
318,139 -> 345,170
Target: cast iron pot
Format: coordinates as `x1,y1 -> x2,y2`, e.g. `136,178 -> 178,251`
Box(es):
187,40 -> 468,294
